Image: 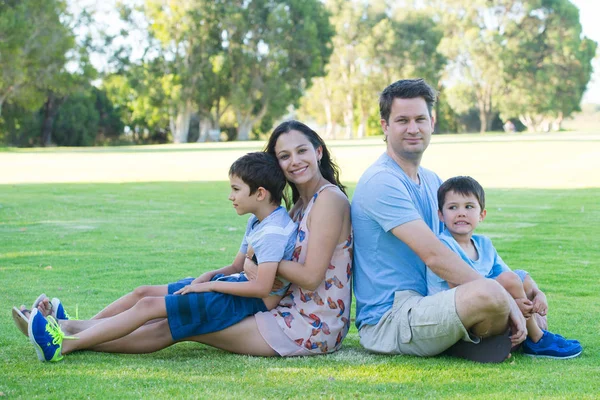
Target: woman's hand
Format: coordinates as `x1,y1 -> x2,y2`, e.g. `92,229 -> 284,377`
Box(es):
243,257 -> 284,291
243,257 -> 259,280
174,282 -> 214,295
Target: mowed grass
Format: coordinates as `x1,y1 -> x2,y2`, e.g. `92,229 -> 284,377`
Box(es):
1,183 -> 599,399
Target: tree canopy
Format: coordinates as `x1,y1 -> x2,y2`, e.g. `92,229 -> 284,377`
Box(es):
0,0 -> 597,146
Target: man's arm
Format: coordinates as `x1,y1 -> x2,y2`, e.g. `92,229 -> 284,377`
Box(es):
393,220 -> 526,344
390,219 -> 483,285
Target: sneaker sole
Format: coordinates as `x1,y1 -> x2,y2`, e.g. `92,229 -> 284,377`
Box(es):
28,309 -> 46,362
523,350 -> 582,360
12,307 -> 29,337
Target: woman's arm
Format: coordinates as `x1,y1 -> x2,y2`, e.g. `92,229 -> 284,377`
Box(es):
278,189 -> 350,291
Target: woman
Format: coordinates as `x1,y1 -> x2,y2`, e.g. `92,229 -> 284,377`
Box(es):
23,120 -> 353,359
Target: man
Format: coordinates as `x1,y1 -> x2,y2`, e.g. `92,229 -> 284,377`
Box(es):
351,79 -> 526,361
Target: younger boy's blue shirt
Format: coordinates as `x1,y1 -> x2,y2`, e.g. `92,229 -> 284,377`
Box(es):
239,206 -> 298,296
352,153 -> 444,330
426,229 -> 511,295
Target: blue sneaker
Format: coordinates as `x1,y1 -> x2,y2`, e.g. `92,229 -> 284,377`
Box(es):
28,309 -> 71,362
551,331 -> 580,345
522,330 -> 582,359
51,298 -> 76,320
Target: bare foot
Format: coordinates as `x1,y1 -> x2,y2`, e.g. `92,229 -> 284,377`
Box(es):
37,297 -> 53,317
19,305 -> 31,319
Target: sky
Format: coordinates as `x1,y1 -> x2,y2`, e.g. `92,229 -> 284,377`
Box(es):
570,0 -> 600,104
73,0 -> 600,105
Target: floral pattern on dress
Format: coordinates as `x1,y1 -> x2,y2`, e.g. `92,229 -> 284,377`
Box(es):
271,184 -> 353,354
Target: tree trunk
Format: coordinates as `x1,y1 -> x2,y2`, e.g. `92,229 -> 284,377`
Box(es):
479,108 -> 488,134
235,101 -> 267,141
323,98 -> 334,139
172,101 -> 193,143
41,93 -> 63,147
237,117 -> 253,141
356,111 -> 368,139
343,90 -> 354,139
551,112 -> 564,131
197,116 -> 211,142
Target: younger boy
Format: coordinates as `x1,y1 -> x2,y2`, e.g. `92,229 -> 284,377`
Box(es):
427,176 -> 582,359
28,152 -> 298,361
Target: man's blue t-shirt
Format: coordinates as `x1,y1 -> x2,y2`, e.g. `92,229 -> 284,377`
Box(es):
426,229 -> 511,295
352,153 -> 443,329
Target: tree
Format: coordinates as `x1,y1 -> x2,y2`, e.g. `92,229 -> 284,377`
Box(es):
0,0 -> 76,117
432,0 -> 515,133
499,0 -> 597,131
102,62 -> 172,144
223,0 -> 334,140
299,1 -> 445,138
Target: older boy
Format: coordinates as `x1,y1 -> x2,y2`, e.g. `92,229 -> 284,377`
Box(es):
28,152 -> 298,362
428,176 -> 582,359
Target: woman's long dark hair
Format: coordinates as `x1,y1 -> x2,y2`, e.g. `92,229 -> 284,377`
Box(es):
265,120 -> 346,205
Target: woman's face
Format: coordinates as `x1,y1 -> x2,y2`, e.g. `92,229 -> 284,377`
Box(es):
273,130 -> 323,185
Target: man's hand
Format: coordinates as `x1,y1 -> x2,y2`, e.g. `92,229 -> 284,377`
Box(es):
507,295 -> 527,346
515,298 -> 534,319
174,282 -> 213,295
191,272 -> 215,285
532,291 -> 548,316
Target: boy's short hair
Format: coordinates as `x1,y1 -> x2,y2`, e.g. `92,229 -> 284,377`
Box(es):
379,78 -> 437,123
437,176 -> 486,211
229,152 -> 286,206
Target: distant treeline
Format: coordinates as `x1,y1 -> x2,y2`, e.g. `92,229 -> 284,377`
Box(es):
0,0 -> 596,147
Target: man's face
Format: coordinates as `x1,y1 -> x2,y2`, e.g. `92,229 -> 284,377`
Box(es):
381,97 -> 435,163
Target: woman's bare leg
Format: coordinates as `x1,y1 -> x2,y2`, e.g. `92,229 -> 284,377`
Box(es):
92,285 -> 169,319
87,316 -> 277,357
61,296 -> 167,354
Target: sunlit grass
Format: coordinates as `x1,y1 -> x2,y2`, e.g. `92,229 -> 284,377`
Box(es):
1,181 -> 599,398
1,131 -> 600,188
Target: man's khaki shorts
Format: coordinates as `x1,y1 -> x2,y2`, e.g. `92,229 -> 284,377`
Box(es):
359,289 -> 478,356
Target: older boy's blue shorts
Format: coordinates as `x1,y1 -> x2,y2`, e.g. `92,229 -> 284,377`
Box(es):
513,269 -> 529,282
165,274 -> 268,341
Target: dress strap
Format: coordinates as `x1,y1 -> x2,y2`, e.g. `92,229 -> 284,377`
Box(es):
303,184 -> 338,216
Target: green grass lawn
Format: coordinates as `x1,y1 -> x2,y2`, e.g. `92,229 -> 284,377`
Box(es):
1,181 -> 599,399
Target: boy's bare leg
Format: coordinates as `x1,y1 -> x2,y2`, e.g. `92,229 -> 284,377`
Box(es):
59,319 -> 102,335
496,272 -> 543,341
92,285 -> 169,319
61,296 -> 168,354
522,274 -> 548,330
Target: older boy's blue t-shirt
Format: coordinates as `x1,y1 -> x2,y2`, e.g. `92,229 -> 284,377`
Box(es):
239,206 -> 297,296
352,153 -> 443,329
426,229 -> 511,295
